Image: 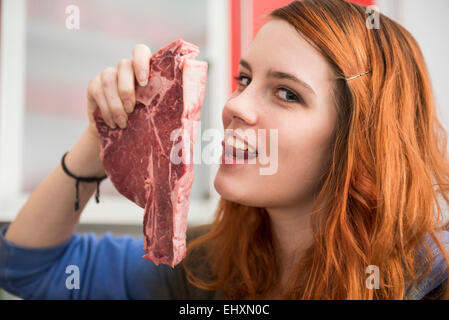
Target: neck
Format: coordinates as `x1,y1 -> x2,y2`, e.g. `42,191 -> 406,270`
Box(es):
265,200 -> 315,273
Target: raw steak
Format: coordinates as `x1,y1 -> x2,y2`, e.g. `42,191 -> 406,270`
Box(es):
93,39 -> 208,267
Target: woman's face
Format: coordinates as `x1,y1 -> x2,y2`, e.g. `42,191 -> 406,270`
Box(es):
214,19 -> 337,209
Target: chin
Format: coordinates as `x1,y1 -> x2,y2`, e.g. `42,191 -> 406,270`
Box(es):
213,170 -> 263,207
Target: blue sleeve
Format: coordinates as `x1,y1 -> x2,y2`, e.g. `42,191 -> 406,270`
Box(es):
0,223 -> 180,300
405,230 -> 449,300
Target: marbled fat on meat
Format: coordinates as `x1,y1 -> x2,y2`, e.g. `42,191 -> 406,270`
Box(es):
93,39 -> 208,267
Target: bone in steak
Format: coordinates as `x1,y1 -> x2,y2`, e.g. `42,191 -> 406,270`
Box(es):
93,39 -> 208,267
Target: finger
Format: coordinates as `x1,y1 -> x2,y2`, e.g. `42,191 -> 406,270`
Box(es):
87,76 -> 116,129
101,67 -> 128,129
117,59 -> 136,114
132,43 -> 152,87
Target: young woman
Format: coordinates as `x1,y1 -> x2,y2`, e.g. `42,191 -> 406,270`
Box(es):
1,0 -> 449,300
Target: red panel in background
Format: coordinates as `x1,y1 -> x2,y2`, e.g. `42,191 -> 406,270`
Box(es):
347,0 -> 375,6
229,0 -> 375,93
230,0 -> 241,94
252,0 -> 295,40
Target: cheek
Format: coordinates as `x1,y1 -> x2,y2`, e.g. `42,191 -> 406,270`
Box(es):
281,137 -> 329,189
257,117 -> 334,205
255,130 -> 331,205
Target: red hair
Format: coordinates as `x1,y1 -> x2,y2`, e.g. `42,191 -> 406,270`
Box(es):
183,0 -> 449,299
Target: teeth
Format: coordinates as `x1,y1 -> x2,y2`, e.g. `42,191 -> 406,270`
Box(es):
247,144 -> 256,153
226,136 -> 234,147
235,138 -> 246,150
226,136 -> 249,151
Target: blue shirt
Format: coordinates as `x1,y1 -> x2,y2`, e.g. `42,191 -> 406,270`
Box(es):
0,223 -> 447,300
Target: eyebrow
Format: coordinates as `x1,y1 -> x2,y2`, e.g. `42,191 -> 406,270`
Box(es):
239,59 -> 316,95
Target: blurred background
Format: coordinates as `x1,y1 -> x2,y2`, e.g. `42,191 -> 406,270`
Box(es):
0,0 -> 448,299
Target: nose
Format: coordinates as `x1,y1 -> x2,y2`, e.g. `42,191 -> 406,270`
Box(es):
222,88 -> 258,128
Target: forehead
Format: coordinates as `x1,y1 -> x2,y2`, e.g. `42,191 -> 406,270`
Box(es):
242,19 -> 334,86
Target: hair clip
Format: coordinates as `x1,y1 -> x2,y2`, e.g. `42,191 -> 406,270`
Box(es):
345,70 -> 371,81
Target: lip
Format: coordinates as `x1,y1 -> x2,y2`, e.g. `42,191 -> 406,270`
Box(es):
224,129 -> 258,154
220,140 -> 258,165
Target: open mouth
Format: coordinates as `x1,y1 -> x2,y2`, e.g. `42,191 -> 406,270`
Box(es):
221,139 -> 258,161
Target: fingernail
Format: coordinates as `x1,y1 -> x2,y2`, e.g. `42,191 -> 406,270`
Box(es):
117,115 -> 127,128
138,71 -> 148,86
125,100 -> 133,113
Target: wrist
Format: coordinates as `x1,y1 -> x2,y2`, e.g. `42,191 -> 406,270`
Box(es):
65,127 -> 106,177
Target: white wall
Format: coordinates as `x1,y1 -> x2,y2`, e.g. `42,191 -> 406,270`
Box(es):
377,0 -> 449,129
377,0 -> 449,222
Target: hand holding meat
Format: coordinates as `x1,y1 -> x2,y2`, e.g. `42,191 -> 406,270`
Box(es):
86,43 -> 153,136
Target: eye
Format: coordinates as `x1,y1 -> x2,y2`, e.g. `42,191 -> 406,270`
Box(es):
232,74 -> 304,105
275,87 -> 303,104
233,74 -> 251,87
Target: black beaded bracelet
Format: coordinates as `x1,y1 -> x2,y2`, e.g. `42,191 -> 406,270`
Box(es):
61,151 -> 108,211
